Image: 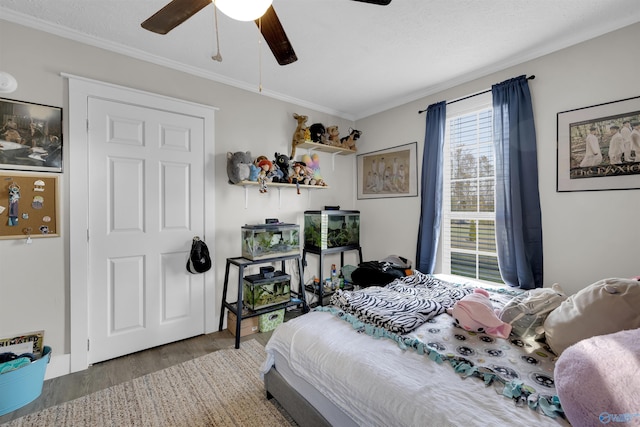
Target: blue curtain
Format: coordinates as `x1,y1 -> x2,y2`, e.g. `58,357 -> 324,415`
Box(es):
492,76 -> 543,289
416,101 -> 446,273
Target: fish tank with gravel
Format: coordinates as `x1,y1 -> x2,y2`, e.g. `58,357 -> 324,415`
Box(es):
241,224 -> 300,260
304,210 -> 360,251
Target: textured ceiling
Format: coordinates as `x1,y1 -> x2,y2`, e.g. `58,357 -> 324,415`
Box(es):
1,0 -> 640,119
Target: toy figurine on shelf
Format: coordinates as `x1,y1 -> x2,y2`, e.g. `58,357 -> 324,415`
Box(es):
257,158 -> 273,193
289,161 -> 308,194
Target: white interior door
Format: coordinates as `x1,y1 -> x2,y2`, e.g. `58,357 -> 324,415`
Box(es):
87,97 -> 206,364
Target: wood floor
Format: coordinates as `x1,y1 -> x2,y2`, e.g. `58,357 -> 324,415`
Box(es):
0,323 -> 279,424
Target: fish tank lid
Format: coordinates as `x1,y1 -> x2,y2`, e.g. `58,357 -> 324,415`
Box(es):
242,223 -> 298,230
304,210 -> 360,215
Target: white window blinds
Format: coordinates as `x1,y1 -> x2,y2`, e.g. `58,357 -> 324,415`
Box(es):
442,93 -> 502,283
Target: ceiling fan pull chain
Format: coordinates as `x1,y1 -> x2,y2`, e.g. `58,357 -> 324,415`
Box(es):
258,17 -> 263,93
211,0 -> 222,62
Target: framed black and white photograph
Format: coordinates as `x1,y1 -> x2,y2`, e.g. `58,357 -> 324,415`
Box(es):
357,141 -> 418,199
0,98 -> 63,173
557,95 -> 640,192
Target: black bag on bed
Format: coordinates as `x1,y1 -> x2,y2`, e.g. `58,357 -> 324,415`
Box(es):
351,257 -> 410,288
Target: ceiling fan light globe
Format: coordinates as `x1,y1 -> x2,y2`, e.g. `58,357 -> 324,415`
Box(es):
0,72 -> 18,93
215,0 -> 273,21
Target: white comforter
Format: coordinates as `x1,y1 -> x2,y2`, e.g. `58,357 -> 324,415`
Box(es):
261,310 -> 569,427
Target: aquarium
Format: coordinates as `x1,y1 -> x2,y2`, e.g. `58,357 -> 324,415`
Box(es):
304,210 -> 360,250
241,223 -> 300,260
243,271 -> 291,311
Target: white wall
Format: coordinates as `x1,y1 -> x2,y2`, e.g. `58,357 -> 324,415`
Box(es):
1,18 -> 639,376
356,22 -> 640,297
0,20 -> 358,370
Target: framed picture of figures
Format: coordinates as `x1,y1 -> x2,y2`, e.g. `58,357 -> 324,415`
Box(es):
357,142 -> 418,199
0,98 -> 63,173
557,95 -> 640,191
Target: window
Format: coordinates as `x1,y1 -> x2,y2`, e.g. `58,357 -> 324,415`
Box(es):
442,93 -> 502,284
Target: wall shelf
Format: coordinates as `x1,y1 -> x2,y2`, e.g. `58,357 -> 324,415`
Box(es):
235,181 -> 329,209
297,141 -> 356,170
235,180 -> 329,190
297,141 -> 356,156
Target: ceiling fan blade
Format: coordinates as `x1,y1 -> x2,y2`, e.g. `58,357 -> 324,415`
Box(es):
352,0 -> 392,5
141,0 -> 211,34
255,6 -> 298,66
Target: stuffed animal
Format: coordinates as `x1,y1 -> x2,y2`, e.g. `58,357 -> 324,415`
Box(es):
226,151 -> 252,184
447,288 -> 512,339
291,113 -> 308,159
326,125 -> 341,146
248,164 -> 261,181
309,123 -> 327,144
340,128 -> 362,151
301,153 -> 326,186
274,152 -> 291,182
268,163 -> 284,183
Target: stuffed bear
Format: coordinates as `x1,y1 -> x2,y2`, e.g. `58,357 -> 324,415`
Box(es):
274,152 -> 291,183
226,151 -> 252,184
447,288 -> 512,339
309,123 -> 327,144
326,125 -> 341,147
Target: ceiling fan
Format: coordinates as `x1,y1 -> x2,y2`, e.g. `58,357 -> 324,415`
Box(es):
141,0 -> 392,66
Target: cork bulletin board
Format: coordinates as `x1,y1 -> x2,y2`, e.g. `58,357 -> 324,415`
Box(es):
0,171 -> 59,239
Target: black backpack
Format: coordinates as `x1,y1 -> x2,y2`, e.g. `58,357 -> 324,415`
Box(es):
351,260 -> 408,288
186,237 -> 212,274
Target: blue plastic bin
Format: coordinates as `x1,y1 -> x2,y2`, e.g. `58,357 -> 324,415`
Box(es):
0,346 -> 51,416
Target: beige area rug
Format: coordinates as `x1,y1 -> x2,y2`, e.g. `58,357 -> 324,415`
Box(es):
1,340 -> 296,427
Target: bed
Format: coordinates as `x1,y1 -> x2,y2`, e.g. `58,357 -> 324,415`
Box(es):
260,273 -> 570,427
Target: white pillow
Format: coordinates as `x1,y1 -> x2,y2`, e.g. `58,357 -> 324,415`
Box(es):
544,278 -> 640,355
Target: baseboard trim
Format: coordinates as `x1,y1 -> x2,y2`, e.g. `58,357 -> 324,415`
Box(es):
44,353 -> 71,380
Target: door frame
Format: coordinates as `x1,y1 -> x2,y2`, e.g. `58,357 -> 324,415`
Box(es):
66,74 -> 217,373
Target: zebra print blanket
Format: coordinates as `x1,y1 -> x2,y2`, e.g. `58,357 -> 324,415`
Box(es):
329,273 -> 472,334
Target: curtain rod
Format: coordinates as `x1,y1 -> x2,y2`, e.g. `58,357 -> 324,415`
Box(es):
418,75 -> 535,114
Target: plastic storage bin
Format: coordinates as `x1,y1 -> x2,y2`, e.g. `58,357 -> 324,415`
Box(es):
304,210 -> 360,250
0,346 -> 51,416
259,309 -> 285,332
241,223 -> 300,260
243,271 -> 291,311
